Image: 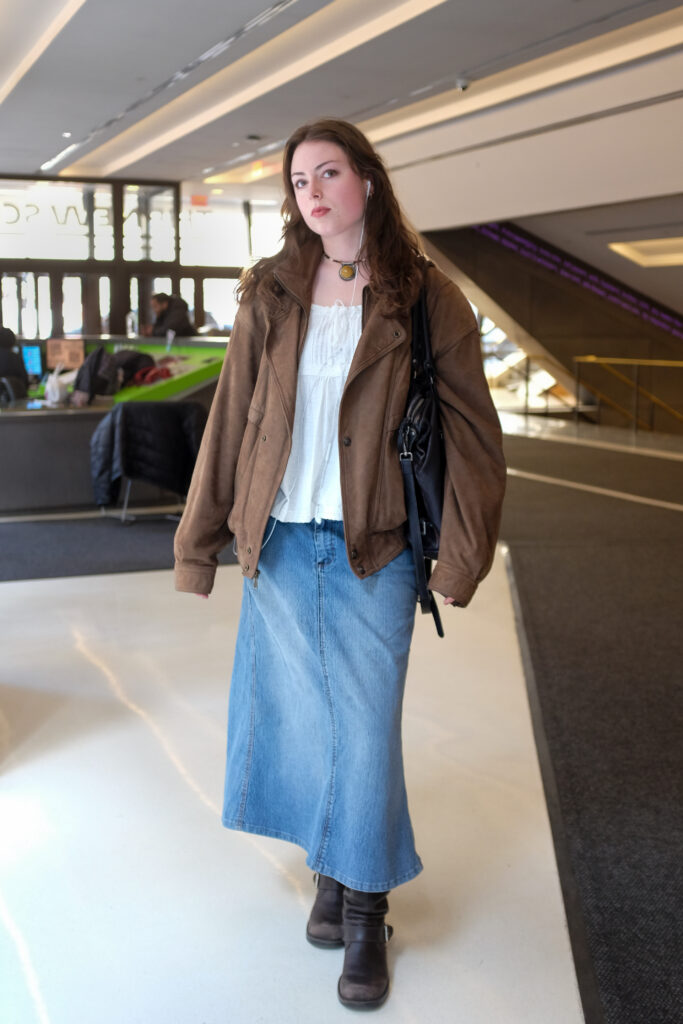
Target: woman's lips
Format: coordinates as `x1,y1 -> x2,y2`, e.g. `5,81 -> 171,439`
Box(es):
310,206 -> 330,217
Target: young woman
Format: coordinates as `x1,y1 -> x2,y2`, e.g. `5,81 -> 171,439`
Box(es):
174,118 -> 506,1011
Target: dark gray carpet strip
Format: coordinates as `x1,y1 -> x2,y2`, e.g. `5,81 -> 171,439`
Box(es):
0,517 -> 237,582
501,453 -> 683,1024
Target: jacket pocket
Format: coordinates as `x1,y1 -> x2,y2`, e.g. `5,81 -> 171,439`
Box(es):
370,415 -> 407,531
230,404 -> 265,531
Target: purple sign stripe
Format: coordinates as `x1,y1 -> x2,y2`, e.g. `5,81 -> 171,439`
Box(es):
473,223 -> 683,340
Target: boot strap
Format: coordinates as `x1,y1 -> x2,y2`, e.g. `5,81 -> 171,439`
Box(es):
343,923 -> 393,944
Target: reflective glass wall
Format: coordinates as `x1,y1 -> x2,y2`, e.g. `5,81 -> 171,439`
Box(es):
0,179 -> 114,260
0,176 -> 282,337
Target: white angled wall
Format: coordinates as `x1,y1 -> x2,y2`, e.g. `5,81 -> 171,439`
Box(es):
382,50 -> 683,230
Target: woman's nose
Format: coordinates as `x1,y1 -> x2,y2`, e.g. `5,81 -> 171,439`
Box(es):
310,180 -> 321,199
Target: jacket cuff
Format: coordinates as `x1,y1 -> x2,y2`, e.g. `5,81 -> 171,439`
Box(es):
428,562 -> 477,607
174,562 -> 216,596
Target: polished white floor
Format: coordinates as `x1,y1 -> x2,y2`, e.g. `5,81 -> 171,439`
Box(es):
498,409 -> 683,459
0,551 -> 583,1024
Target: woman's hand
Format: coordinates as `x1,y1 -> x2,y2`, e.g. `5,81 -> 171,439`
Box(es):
196,594 -> 209,600
444,597 -> 460,606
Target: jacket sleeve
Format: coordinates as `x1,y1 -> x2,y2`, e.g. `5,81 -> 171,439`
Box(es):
173,299 -> 265,595
90,409 -> 116,507
425,273 -> 506,605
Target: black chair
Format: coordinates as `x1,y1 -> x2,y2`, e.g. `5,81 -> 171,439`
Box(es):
90,401 -> 207,522
0,375 -> 27,406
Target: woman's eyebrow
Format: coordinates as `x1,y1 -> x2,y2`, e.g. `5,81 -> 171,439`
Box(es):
291,160 -> 340,178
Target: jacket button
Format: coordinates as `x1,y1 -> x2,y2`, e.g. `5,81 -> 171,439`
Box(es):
358,566 -> 366,575
262,434 -> 267,442
343,436 -> 351,446
393,330 -> 401,338
350,548 -> 358,559
247,546 -> 252,554
244,564 -> 249,572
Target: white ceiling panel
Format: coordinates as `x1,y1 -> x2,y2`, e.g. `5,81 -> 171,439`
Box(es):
112,0 -> 683,182
0,0 -> 680,178
0,0 -> 332,173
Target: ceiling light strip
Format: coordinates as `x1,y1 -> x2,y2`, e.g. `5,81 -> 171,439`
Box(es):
62,0 -> 448,177
366,9 -> 683,143
37,0 -> 301,172
0,0 -> 88,107
205,6 -> 683,185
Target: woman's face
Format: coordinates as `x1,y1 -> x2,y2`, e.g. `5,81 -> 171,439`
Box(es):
290,139 -> 367,251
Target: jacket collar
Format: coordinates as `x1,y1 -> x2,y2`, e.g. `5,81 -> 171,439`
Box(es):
272,236 -> 323,310
269,234 -> 410,397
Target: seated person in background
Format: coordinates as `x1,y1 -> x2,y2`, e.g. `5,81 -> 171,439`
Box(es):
0,327 -> 29,398
142,293 -> 195,337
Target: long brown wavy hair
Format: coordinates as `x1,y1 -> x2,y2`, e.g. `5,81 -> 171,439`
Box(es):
238,118 -> 424,317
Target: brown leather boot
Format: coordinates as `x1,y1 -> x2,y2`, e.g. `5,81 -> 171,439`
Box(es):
306,873 -> 345,948
337,888 -> 393,1010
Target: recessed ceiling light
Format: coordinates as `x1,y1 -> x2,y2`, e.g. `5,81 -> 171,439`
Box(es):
39,142 -> 80,172
609,238 -> 683,267
202,166 -> 214,174
211,188 -> 224,195
62,131 -> 72,138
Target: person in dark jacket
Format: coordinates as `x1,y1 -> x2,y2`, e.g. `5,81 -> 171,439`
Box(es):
143,293 -> 195,337
0,327 -> 29,398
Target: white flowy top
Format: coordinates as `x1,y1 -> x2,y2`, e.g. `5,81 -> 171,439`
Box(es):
271,302 -> 362,523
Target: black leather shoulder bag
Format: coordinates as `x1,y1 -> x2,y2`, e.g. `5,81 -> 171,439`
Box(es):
397,286 -> 445,638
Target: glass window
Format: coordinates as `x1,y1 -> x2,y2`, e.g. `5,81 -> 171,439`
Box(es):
37,276 -> 51,338
123,185 -> 176,262
63,276 -> 83,336
180,192 -> 249,267
128,278 -> 139,336
1,275 -> 19,333
180,278 -> 195,320
21,273 -> 38,339
99,277 -> 111,334
203,278 -> 239,331
152,277 -> 172,295
1,272 -> 50,337
0,180 -> 113,260
250,202 -> 282,261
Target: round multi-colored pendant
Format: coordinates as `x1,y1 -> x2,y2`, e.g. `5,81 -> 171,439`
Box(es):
339,262 -> 356,281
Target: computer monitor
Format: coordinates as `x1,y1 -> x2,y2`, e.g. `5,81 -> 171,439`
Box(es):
46,337 -> 85,370
22,344 -> 43,378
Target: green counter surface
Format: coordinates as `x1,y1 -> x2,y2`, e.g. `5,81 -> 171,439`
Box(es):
26,339 -> 227,404
112,344 -> 225,403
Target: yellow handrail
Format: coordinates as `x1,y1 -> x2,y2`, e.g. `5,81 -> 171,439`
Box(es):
573,355 -> 683,430
574,356 -> 683,368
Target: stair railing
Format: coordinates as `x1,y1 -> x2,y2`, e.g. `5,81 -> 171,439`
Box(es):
573,356 -> 683,434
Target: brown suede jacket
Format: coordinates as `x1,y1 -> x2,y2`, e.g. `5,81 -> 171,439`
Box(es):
174,239 -> 506,606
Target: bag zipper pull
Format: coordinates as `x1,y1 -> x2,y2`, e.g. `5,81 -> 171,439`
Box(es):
253,569 -> 260,590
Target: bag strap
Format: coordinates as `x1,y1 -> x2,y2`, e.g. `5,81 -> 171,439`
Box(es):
400,431 -> 445,639
410,270 -> 437,382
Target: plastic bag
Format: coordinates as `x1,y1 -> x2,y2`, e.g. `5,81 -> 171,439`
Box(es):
44,363 -> 70,406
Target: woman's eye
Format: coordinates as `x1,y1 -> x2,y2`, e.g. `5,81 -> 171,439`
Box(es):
294,180 -> 306,189
322,169 -> 338,178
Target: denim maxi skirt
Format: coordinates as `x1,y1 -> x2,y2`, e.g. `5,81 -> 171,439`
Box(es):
222,518 -> 423,892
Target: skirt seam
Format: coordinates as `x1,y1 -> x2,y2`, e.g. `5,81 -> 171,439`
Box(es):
313,554 -> 337,866
236,585 -> 257,827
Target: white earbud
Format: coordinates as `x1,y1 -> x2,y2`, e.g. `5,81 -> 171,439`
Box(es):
365,180 -> 371,197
